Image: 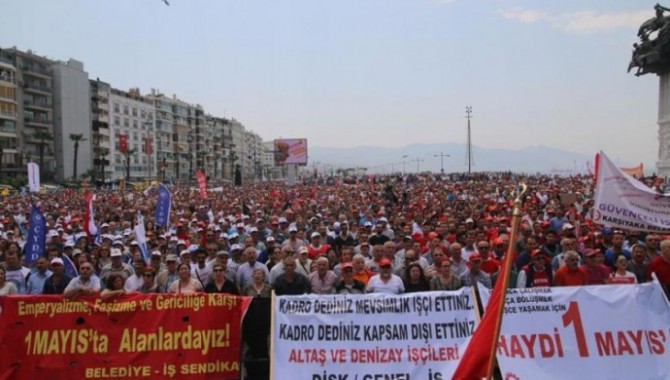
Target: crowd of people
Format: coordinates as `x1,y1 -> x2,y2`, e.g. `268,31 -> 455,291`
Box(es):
1,172 -> 669,299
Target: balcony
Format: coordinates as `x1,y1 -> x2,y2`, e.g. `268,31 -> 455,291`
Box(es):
23,99 -> 51,110
24,116 -> 52,126
0,110 -> 16,120
22,65 -> 50,78
23,82 -> 51,94
0,124 -> 17,134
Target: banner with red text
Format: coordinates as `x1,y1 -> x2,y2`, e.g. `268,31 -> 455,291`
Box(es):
593,151 -> 670,232
271,289 -> 478,380
478,282 -> 670,379
0,294 -> 251,380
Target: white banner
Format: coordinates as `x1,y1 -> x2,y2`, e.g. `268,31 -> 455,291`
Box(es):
27,162 -> 40,193
479,283 -> 670,379
593,151 -> 670,232
272,289 -> 479,380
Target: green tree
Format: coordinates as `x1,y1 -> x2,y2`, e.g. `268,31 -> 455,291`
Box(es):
69,133 -> 87,179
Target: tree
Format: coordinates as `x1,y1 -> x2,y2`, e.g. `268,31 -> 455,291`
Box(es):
213,153 -> 221,180
124,149 -> 137,182
228,151 -> 238,181
33,131 -> 52,177
69,134 -> 87,179
96,147 -> 110,182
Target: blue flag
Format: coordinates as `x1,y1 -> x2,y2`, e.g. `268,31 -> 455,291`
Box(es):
62,253 -> 79,278
155,183 -> 172,227
24,205 -> 46,266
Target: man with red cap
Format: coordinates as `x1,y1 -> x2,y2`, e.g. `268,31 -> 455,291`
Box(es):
477,240 -> 500,275
582,248 -> 610,285
365,258 -> 404,294
517,249 -> 553,288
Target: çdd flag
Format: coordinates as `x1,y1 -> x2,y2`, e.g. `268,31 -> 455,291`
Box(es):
24,205 -> 46,266
134,211 -> 150,263
593,151 -> 670,232
155,183 -> 172,227
27,162 -> 40,193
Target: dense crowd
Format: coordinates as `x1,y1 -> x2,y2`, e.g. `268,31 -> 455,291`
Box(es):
1,172 -> 669,299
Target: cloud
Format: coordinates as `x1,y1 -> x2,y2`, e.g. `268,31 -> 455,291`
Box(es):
432,0 -> 457,4
499,7 -> 650,34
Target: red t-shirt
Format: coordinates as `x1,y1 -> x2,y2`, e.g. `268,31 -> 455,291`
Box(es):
307,244 -> 330,260
480,258 -> 501,275
647,256 -> 670,284
554,266 -> 588,286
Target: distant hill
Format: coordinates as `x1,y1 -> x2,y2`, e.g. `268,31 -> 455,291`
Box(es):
307,143 -> 600,174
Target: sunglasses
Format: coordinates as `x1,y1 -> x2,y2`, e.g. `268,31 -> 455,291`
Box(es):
213,269 -> 224,272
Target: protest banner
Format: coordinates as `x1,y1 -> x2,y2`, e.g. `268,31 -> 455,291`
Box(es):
478,282 -> 670,379
271,289 -> 479,380
0,293 -> 251,380
593,151 -> 670,232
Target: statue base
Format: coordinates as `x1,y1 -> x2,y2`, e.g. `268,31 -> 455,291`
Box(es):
656,74 -> 670,176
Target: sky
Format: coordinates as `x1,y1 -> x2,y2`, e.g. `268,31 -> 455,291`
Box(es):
0,0 -> 661,167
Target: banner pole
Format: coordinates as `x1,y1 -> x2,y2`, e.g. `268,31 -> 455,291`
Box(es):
269,290 -> 276,380
486,184 -> 527,379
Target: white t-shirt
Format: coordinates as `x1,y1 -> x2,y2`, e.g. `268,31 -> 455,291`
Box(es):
366,274 -> 404,294
5,266 -> 30,294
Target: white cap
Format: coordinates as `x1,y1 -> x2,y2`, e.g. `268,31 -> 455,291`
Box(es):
50,257 -> 64,265
278,217 -> 288,224
110,248 -> 122,257
177,239 -> 186,246
289,225 -> 298,233
231,244 -> 242,251
123,229 -> 132,236
266,236 -> 275,242
179,249 -> 191,257
151,250 -> 162,257
311,232 -> 320,238
187,244 -> 199,253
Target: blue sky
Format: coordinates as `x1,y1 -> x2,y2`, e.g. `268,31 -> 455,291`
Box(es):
1,0 -> 660,167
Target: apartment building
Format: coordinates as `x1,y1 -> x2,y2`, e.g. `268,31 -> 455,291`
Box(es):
109,88 -> 156,181
90,79 -> 112,181
52,59 -> 92,182
0,47 -> 55,179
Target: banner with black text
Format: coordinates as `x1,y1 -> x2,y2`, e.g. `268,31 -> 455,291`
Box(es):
271,289 -> 478,380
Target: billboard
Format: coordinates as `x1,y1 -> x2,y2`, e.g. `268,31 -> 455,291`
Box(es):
274,139 -> 308,165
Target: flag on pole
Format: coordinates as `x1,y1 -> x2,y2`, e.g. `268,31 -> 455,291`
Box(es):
24,205 -> 46,266
453,185 -> 526,380
27,162 -> 40,193
195,170 -> 207,199
83,191 -> 98,240
135,211 -> 150,263
155,183 -> 172,227
62,253 -> 78,278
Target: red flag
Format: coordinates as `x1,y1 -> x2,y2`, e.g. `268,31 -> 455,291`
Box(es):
119,134 -> 128,153
195,170 -> 207,199
453,186 -> 526,380
83,191 -> 97,240
453,251 -> 514,379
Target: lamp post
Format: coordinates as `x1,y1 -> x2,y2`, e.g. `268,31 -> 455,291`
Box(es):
434,153 -> 450,174
402,155 -> 409,175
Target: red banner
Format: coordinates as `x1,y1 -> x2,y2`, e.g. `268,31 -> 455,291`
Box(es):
144,137 -> 153,155
119,134 -> 128,153
195,170 -> 207,199
0,294 -> 251,380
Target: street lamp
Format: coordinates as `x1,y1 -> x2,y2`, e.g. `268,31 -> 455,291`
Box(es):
402,155 -> 409,175
433,153 -> 451,174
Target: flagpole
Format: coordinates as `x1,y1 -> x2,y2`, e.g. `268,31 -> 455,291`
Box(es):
486,184 -> 527,379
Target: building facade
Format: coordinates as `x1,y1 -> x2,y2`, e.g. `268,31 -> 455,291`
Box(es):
0,47 -> 55,180
52,59 -> 92,182
109,88 -> 156,181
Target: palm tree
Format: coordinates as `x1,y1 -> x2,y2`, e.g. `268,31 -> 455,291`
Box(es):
228,151 -> 238,181
33,131 -> 52,176
124,148 -> 137,182
96,147 -> 110,182
69,134 -> 87,179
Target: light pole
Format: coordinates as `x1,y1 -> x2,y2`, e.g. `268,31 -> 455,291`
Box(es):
413,158 -> 424,173
402,155 -> 409,175
434,153 -> 450,174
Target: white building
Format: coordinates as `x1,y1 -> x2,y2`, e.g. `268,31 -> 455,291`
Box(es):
52,59 -> 92,182
109,88 -> 156,180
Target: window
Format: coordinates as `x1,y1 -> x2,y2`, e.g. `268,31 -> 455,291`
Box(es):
133,132 -> 138,141
133,120 -> 138,129
113,103 -> 120,112
124,118 -> 129,127
132,107 -> 137,117
123,105 -> 129,115
114,116 -> 120,126
141,110 -> 146,118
